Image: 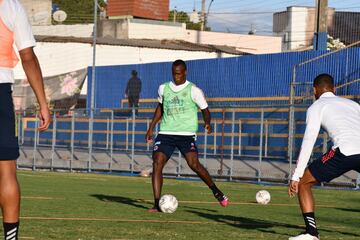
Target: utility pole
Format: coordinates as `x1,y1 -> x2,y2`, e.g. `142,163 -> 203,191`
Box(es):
88,0 -> 98,172
313,0 -> 328,50
173,6 -> 177,23
200,0 -> 206,31
205,0 -> 214,31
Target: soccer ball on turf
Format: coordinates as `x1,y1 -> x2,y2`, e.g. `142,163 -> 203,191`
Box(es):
256,190 -> 271,205
159,194 -> 178,213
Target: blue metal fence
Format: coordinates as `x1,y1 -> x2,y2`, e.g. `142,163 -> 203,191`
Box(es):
87,48 -> 360,109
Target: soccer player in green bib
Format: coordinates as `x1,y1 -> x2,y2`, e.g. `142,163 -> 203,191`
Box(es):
146,60 -> 229,212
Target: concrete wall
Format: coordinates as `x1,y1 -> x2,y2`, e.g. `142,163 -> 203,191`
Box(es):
20,0 -> 52,26
289,7 -> 316,50
273,11 -> 289,51
98,19 -> 186,40
184,30 -> 282,54
98,20 -> 129,39
273,11 -> 288,33
328,12 -> 360,45
128,19 -> 186,40
32,24 -> 94,38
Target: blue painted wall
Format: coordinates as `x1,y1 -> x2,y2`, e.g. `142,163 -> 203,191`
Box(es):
87,48 -> 360,109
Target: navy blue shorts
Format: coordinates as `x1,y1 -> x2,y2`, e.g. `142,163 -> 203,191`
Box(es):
0,83 -> 19,160
309,148 -> 360,183
152,134 -> 198,159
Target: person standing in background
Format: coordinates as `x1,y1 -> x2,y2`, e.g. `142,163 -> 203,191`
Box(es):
125,70 -> 142,115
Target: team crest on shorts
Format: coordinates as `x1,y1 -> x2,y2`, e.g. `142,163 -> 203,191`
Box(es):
154,141 -> 161,151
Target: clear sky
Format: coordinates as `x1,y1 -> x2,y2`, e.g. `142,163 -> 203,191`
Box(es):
169,0 -> 360,35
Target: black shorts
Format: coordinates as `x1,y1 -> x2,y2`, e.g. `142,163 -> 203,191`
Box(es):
309,148 -> 360,183
152,134 -> 198,159
0,83 -> 19,160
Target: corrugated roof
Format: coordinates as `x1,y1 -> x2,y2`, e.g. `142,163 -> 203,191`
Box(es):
35,36 -> 250,55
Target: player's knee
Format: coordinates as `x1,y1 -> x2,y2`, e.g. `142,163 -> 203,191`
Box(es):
188,160 -> 200,170
298,178 -> 315,190
153,157 -> 166,169
299,170 -> 317,187
152,159 -> 161,167
298,180 -> 308,191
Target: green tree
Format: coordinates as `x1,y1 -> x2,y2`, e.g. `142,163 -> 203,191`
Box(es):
52,0 -> 106,24
168,10 -> 210,31
169,10 -> 190,23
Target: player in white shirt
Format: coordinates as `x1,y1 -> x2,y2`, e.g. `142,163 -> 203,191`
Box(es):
288,74 -> 360,240
0,0 -> 50,239
145,60 -> 229,212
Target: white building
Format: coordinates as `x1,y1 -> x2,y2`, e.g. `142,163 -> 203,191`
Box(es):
273,6 -> 335,51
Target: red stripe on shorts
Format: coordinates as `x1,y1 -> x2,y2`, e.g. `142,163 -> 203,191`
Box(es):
322,149 -> 336,163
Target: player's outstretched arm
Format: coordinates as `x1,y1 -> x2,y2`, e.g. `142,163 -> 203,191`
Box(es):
19,47 -> 50,131
201,108 -> 212,134
145,103 -> 163,143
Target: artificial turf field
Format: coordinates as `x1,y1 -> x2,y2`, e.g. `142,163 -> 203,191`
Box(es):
13,170 -> 360,239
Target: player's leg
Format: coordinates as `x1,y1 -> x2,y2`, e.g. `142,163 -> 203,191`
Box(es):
183,151 -> 213,185
128,96 -> 134,108
298,169 -> 317,213
0,161 -> 20,240
150,152 -> 168,212
290,148 -> 350,240
134,95 -> 139,115
179,136 -> 229,207
0,84 -> 21,240
149,135 -> 175,212
289,169 -> 319,240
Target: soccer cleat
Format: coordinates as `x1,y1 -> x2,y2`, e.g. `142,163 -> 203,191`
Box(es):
214,192 -> 229,207
147,207 -> 161,213
289,233 -> 320,240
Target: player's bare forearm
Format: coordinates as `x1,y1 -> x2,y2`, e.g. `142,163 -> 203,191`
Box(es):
19,48 -> 47,108
146,104 -> 163,142
149,104 -> 163,129
201,108 -> 212,134
20,47 -> 50,131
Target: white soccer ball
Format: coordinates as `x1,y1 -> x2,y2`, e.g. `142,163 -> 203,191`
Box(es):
159,194 -> 178,213
256,190 -> 271,205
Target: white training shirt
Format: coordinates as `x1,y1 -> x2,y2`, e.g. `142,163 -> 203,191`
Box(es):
158,80 -> 209,136
0,0 -> 36,83
292,92 -> 360,181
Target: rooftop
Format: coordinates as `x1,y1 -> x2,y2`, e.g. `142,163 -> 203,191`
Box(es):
35,36 -> 249,55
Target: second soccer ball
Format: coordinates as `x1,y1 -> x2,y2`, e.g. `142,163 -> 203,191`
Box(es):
256,190 -> 271,205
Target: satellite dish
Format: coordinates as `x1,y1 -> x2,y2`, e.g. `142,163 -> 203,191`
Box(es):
53,10 -> 67,23
190,10 -> 199,24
